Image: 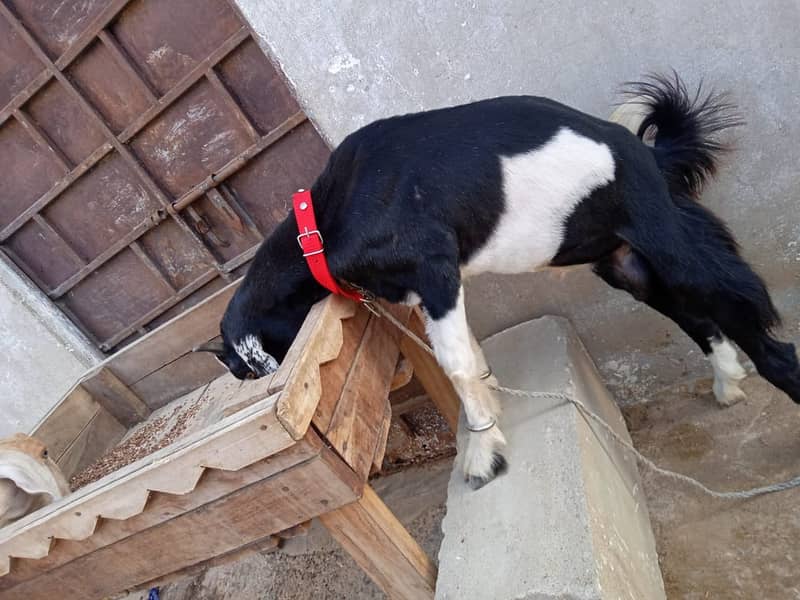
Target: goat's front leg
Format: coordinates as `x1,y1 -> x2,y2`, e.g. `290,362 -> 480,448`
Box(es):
468,327 -> 501,416
425,287 -> 507,489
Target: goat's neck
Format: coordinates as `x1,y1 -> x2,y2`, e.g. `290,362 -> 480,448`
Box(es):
239,214 -> 329,337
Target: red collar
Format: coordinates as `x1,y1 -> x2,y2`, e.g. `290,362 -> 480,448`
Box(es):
292,189 -> 365,303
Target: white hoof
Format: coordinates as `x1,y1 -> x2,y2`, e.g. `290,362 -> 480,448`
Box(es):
713,380 -> 747,407
463,426 -> 507,490
709,337 -> 747,407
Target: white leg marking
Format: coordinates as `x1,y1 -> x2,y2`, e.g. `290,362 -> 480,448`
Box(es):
469,328 -> 501,416
426,288 -> 506,488
709,337 -> 747,406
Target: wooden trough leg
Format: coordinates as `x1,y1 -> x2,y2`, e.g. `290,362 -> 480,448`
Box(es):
320,485 -> 437,600
399,307 -> 461,432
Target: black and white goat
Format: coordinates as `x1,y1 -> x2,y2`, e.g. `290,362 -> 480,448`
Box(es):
199,74 -> 800,489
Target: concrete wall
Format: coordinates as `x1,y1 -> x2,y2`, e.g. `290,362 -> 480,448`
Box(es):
0,255 -> 100,437
236,0 -> 800,403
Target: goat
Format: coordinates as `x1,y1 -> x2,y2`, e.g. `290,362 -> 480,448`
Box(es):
197,73 -> 800,489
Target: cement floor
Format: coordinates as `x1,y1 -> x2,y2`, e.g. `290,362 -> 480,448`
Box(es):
623,374 -> 800,599
120,375 -> 800,600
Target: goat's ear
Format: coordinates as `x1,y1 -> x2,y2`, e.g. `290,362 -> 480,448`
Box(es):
192,340 -> 225,356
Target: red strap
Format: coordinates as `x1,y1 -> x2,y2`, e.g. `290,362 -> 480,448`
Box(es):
292,189 -> 364,302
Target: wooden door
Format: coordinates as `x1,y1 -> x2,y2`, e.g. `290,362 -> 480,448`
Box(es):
0,0 -> 330,352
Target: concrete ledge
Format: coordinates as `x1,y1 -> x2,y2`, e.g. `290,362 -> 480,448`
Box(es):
436,317 -> 665,600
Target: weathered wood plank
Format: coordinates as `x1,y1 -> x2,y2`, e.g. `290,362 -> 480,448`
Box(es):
129,351 -> 226,410
218,374 -> 280,418
400,308 -> 461,432
326,305 -> 410,481
390,357 -> 414,392
313,306 -> 371,433
81,368 -> 151,427
320,485 -> 437,600
108,280 -> 241,385
2,445 -> 360,599
268,295 -> 348,394
1,430 -> 323,590
274,296 -> 358,439
133,534 -> 280,593
0,391 -> 291,576
31,385 -> 102,462
57,406 -> 127,481
371,397 -> 392,475
30,384 -> 127,480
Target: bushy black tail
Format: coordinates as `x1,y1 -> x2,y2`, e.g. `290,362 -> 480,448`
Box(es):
621,72 -> 743,197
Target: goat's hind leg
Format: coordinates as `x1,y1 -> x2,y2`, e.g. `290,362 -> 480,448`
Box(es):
424,286 -> 507,489
713,307 -> 800,404
594,244 -> 747,406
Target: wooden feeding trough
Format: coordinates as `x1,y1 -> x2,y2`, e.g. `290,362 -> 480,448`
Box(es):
0,281 -> 460,599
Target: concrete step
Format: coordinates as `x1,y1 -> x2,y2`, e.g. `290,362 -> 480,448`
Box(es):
436,316 -> 665,600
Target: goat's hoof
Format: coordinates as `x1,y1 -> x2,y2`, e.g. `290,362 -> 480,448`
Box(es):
463,425 -> 506,489
466,452 -> 508,490
713,381 -> 747,407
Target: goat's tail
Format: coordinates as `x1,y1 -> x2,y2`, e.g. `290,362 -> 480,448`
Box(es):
610,71 -> 743,197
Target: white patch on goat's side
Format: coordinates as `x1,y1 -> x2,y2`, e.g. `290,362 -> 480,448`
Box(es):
234,334 -> 279,376
709,337 -> 747,406
462,127 -> 616,277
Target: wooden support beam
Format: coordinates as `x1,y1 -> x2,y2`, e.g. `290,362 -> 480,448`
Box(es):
325,305 -> 409,480
371,397 -> 392,475
399,308 -> 461,432
320,485 -> 437,600
390,357 -> 414,392
80,367 -> 152,427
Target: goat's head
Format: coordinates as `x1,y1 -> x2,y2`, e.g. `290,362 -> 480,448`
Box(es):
194,284 -> 315,380
194,334 -> 278,380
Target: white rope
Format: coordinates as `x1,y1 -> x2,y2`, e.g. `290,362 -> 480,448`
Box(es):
372,302 -> 800,500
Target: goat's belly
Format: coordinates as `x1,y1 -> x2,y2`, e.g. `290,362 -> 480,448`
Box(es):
462,229 -> 558,277
462,127 -> 616,278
